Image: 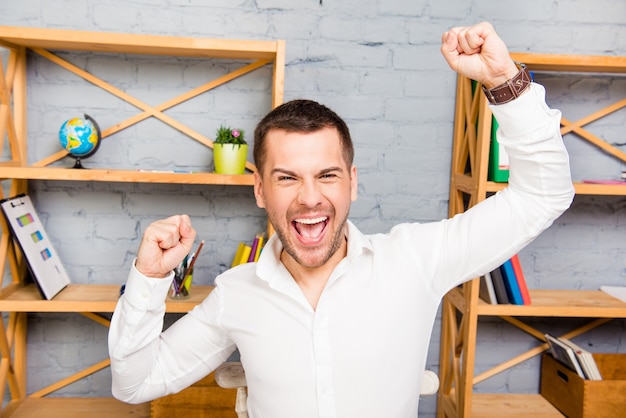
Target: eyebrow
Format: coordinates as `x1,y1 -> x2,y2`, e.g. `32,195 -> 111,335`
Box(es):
270,166 -> 344,177
270,168 -> 298,177
319,166 -> 344,176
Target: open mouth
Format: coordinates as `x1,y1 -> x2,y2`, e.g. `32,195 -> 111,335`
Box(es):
293,216 -> 329,241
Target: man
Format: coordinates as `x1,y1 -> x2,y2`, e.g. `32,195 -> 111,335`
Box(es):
109,22 -> 574,417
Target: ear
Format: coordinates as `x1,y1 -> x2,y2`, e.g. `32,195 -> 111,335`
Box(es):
350,165 -> 358,202
253,171 -> 266,209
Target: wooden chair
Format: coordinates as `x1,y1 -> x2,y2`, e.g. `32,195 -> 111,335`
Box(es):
214,362 -> 440,418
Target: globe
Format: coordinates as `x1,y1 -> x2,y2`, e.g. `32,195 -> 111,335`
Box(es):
59,114 -> 101,168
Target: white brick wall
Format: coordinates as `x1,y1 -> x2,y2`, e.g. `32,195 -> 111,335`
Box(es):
1,1 -> 625,416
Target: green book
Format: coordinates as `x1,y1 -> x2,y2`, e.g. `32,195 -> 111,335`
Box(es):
488,117 -> 510,182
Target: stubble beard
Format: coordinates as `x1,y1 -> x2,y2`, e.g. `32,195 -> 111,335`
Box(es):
273,210 -> 348,270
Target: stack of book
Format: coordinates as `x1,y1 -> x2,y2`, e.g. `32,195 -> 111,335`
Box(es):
545,334 -> 603,380
231,233 -> 265,267
479,254 -> 531,305
582,170 -> 626,185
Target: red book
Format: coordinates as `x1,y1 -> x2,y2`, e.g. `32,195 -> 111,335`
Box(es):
510,254 -> 531,304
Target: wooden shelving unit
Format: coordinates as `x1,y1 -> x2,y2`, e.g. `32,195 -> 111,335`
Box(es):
437,53 -> 626,417
0,26 -> 285,417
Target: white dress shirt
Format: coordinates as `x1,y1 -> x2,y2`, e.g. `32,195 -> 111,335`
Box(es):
109,83 -> 575,417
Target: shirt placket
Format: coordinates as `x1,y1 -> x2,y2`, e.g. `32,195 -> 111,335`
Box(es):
312,304 -> 336,418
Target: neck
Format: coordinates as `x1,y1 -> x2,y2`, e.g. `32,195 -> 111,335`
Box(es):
281,236 -> 348,310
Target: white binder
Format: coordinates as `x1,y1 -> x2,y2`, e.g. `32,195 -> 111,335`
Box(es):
1,194 -> 70,299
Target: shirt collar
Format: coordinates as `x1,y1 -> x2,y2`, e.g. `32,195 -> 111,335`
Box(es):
255,220 -> 373,286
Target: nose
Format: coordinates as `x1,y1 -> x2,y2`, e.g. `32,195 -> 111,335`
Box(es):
297,179 -> 322,208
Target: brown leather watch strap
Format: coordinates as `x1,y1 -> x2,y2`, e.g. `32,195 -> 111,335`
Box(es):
481,64 -> 532,105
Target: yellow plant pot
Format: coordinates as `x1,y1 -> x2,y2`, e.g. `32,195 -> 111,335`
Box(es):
213,143 -> 248,174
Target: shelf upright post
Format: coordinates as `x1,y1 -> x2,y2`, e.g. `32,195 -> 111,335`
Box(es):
12,43 -> 29,402
0,39 -> 29,403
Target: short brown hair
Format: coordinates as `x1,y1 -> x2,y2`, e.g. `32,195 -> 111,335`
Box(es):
253,99 -> 354,174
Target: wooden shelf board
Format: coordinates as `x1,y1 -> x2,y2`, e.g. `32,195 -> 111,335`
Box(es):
511,52 -> 626,74
448,287 -> 626,318
483,180 -> 626,195
572,182 -> 626,195
3,397 -> 150,418
0,166 -> 255,186
478,289 -> 626,317
471,393 -> 563,417
453,175 -> 626,196
0,284 -> 213,313
0,26 -> 282,60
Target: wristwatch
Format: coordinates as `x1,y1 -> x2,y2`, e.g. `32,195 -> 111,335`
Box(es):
482,63 -> 532,105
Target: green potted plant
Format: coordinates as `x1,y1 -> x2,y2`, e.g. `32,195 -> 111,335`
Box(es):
213,125 -> 248,174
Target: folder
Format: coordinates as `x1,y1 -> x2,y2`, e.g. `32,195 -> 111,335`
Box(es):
1,194 -> 70,299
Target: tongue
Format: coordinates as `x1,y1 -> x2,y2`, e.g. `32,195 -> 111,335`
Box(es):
296,221 -> 325,239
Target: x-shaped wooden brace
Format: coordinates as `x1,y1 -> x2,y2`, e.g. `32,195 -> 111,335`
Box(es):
30,48 -> 270,172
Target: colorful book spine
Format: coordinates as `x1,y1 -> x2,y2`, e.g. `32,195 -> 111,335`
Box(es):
510,254 -> 531,304
489,266 -> 510,304
231,242 -> 245,267
488,117 -> 509,182
239,245 -> 252,265
479,272 -> 498,305
231,232 -> 266,267
248,235 -> 260,263
253,234 -> 264,262
500,259 -> 524,305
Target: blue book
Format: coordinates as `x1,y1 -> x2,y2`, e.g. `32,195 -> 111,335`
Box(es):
500,259 -> 524,305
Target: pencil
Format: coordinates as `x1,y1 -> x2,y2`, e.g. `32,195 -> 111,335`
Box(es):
183,240 -> 204,280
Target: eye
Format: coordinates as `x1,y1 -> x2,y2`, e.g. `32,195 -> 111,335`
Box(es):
319,171 -> 340,180
277,175 -> 295,181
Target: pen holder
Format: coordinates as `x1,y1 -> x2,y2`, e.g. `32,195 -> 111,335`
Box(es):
170,268 -> 193,299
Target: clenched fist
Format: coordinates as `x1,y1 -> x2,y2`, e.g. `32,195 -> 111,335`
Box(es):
441,21 -> 519,89
135,214 -> 197,278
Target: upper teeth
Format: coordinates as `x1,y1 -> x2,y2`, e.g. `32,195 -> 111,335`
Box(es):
296,217 -> 326,224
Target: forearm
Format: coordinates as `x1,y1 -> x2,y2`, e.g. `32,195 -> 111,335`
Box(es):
433,83 -> 574,295
491,82 -> 575,214
474,82 -> 574,257
108,264 -> 172,403
108,264 -> 236,403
